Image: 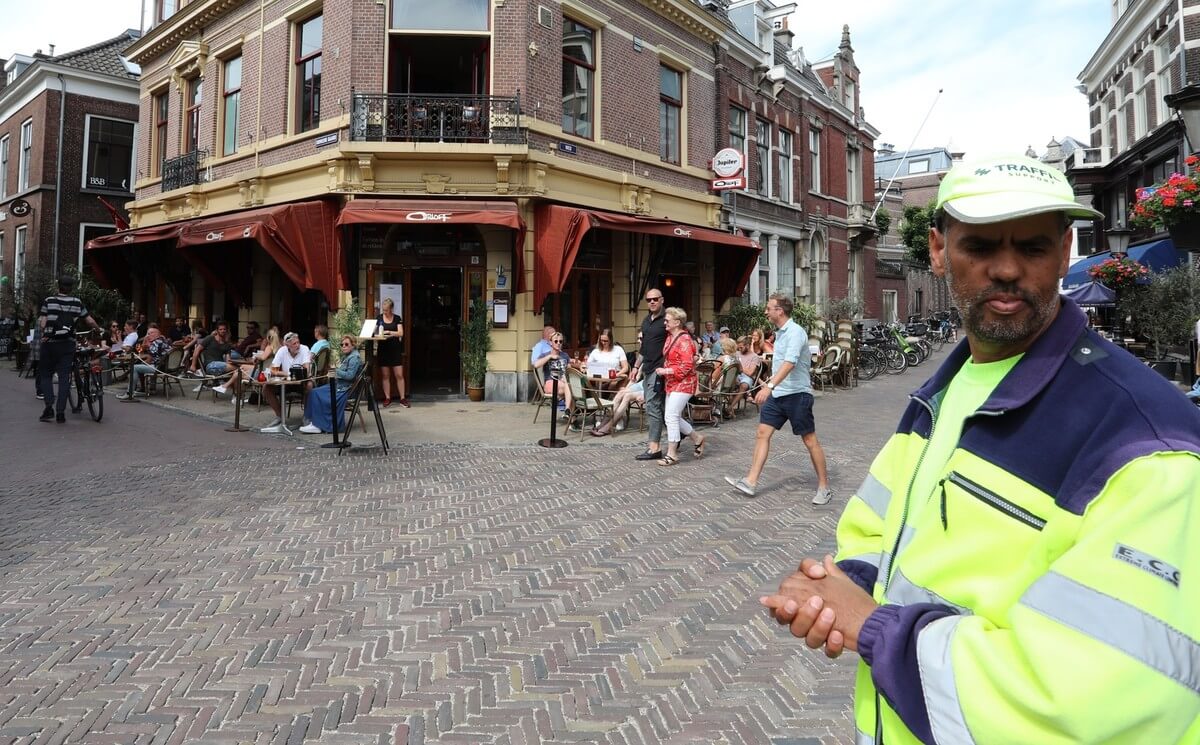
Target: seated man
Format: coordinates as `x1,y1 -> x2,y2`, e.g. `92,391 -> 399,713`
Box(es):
186,321 -> 235,379
117,324 -> 172,400
300,335 -> 364,434
120,319 -> 140,350
232,320 -> 262,359
260,331 -> 312,433
309,324 -> 330,362
168,316 -> 191,343
732,335 -> 761,411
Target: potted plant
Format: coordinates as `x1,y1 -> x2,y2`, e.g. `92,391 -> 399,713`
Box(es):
1087,255 -> 1148,294
461,298 -> 492,401
1131,155 -> 1200,249
1118,264 -> 1200,381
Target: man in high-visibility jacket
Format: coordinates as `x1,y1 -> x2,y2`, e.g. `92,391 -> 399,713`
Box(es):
762,154 -> 1200,744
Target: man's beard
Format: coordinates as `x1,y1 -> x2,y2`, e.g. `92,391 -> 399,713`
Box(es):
944,255 -> 1059,346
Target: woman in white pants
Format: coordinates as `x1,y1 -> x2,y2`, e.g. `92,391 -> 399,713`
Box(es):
656,306 -> 706,466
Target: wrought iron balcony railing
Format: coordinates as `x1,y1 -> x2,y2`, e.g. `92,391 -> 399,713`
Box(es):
161,149 -> 207,191
350,92 -> 525,144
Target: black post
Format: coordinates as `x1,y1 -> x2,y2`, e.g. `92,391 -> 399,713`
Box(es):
321,373 -> 349,449
537,373 -> 568,448
225,370 -> 250,432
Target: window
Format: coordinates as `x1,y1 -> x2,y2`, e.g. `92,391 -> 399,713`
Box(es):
14,225 -> 26,292
913,288 -> 923,316
156,0 -> 177,22
809,127 -> 821,192
908,158 -> 930,175
755,118 -> 770,194
846,146 -> 861,203
18,119 -> 32,192
1133,66 -> 1147,140
83,116 -> 135,191
562,19 -> 595,139
153,92 -> 169,176
659,65 -> 682,164
844,77 -> 856,111
1156,39 -> 1173,127
80,225 -> 116,274
296,14 -> 323,133
729,106 -> 746,153
776,238 -> 795,296
391,0 -> 487,31
184,77 -> 202,153
882,289 -> 898,324
221,55 -> 242,156
778,129 -> 793,203
0,135 -> 7,199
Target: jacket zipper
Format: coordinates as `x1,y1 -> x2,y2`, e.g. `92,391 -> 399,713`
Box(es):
944,471 -> 1047,531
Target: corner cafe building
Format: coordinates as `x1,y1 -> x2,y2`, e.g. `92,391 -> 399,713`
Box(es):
86,197 -> 758,402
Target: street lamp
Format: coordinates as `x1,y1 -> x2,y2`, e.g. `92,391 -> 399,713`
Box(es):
1106,225 -> 1131,258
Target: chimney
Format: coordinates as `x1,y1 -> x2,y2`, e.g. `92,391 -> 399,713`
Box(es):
877,142 -> 895,156
48,44 -> 55,56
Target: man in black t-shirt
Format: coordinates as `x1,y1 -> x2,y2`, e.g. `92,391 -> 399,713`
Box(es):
37,276 -> 99,422
635,288 -> 668,460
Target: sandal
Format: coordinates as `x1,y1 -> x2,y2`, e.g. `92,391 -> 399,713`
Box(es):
657,455 -> 680,467
693,436 -> 706,459
590,428 -> 610,437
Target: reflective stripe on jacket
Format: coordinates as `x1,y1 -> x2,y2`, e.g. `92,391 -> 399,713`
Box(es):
836,299 -> 1200,744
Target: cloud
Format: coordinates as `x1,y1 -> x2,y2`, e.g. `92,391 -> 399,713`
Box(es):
789,0 -> 1109,157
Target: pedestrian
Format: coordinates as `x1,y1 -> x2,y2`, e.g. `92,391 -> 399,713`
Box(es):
37,275 -> 100,422
635,288 -> 668,460
376,297 -> 408,408
656,306 -> 705,466
761,154 -> 1200,744
724,293 -> 830,502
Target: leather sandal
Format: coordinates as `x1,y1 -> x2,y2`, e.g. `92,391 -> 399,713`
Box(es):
693,436 -> 706,459
657,455 -> 680,466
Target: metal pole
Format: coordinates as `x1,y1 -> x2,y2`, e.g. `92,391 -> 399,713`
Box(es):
537,373 -> 568,448
321,373 -> 349,448
226,370 -> 250,432
869,88 -> 943,226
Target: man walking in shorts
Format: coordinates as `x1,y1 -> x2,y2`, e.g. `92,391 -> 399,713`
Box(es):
725,293 -> 831,503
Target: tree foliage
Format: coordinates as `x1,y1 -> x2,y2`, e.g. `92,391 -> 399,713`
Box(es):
716,299 -> 821,338
1118,264 -> 1200,358
1,262 -> 129,328
874,208 -> 892,237
899,200 -> 937,266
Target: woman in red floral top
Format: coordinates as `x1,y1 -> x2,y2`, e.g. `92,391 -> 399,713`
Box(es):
655,306 -> 707,466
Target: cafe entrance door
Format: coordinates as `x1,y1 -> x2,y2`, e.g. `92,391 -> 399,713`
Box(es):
410,267 -> 463,394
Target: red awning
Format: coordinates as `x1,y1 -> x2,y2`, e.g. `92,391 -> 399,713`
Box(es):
178,200 -> 345,308
337,199 -> 528,293
533,204 -> 759,309
84,222 -> 192,296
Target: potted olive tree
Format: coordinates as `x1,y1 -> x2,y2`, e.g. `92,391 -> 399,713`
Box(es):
461,298 -> 492,401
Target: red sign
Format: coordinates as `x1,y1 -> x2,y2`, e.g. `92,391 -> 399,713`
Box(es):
711,177 -> 746,191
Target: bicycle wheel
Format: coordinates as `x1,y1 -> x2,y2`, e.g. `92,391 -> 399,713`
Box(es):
884,347 -> 908,374
904,349 -> 921,367
856,349 -> 880,380
87,370 -> 104,422
67,372 -> 80,412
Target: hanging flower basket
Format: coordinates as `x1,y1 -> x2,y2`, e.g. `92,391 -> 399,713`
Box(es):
1087,255 -> 1149,292
1166,212 -> 1200,251
1132,154 -> 1200,251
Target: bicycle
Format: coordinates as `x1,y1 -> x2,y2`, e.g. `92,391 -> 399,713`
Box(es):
66,347 -> 105,422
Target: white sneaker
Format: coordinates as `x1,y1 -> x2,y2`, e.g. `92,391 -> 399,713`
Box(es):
299,423 -> 323,434
259,424 -> 286,434
615,421 -> 625,431
213,384 -> 228,395
812,487 -> 834,505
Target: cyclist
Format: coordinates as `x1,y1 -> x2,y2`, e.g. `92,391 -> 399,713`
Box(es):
38,275 -> 100,423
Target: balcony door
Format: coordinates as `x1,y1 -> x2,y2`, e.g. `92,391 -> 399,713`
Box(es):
389,36 -> 488,95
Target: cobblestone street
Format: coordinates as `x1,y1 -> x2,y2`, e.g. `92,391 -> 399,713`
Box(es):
0,357 -> 931,745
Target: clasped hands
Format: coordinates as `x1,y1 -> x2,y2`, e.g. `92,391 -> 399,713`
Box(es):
760,554 -> 878,658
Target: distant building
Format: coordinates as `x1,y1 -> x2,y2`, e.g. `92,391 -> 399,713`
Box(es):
0,31 -> 140,304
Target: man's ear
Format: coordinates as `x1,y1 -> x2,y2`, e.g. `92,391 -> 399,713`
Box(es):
1058,227 -> 1074,279
930,227 -> 947,277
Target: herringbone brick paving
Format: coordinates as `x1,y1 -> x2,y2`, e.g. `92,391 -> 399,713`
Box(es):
0,358 -> 927,744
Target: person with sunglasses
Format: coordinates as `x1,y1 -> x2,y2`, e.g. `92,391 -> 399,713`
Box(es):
300,336 -> 364,434
635,288 -> 668,460
532,332 -> 573,415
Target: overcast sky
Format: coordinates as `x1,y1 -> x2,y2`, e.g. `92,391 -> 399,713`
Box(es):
1,0 -> 1111,161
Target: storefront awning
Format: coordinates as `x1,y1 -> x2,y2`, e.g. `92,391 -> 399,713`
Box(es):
337,199 -> 528,293
533,204 -> 759,310
178,200 -> 345,308
1062,238 -> 1184,287
84,222 -> 193,296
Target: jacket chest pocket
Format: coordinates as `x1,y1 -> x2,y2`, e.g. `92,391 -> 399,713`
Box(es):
940,471 -> 1047,532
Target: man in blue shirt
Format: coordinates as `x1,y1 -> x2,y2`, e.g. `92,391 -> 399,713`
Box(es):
725,293 -> 831,504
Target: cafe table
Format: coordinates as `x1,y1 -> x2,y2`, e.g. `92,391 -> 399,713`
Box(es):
251,373 -> 321,435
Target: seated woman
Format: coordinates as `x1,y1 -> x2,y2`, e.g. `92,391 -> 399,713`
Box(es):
216,327 -> 282,402
585,328 -> 628,390
590,352 -> 644,437
712,338 -> 737,386
300,336 -> 364,434
532,331 -> 573,414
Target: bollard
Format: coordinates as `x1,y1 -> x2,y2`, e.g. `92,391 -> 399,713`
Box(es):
322,374 -> 349,449
537,373 -> 568,448
225,370 -> 250,432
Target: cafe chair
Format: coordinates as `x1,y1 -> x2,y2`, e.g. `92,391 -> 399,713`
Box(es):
146,348 -> 186,399
565,367 -> 612,440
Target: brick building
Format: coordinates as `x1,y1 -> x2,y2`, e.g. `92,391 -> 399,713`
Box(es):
99,0 -> 874,400
0,31 -> 140,308
1069,0 -> 1195,268
719,2 -> 883,320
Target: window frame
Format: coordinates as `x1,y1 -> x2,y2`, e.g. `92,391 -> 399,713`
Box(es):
729,105 -> 746,154
390,0 -> 489,32
0,135 -> 8,200
777,128 -> 793,203
755,118 -> 771,195
184,77 -> 202,154
908,158 -> 930,175
809,126 -> 821,193
156,0 -> 177,23
659,64 -> 683,165
153,90 -> 169,177
1155,39 -> 1173,127
295,13 -> 324,134
561,17 -> 597,140
81,114 -> 137,193
18,119 -> 33,192
220,54 -> 243,156
14,225 -> 27,291
846,146 -> 861,203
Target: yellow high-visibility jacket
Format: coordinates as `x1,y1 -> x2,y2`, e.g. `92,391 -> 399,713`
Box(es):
836,301 -> 1200,744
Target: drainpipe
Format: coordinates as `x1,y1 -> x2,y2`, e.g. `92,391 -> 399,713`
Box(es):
52,73 -> 66,278
255,0 -> 265,169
